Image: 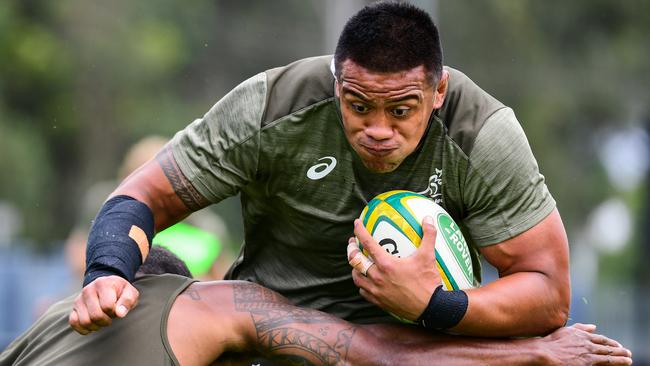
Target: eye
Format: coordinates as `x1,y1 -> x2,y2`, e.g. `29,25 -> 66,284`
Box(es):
391,107 -> 411,117
350,103 -> 369,114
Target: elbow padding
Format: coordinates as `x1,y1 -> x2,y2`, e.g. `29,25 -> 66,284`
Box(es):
83,195 -> 155,286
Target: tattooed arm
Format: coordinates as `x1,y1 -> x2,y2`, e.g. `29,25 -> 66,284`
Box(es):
169,281 -> 348,365
112,144 -> 210,231
167,281 -> 632,366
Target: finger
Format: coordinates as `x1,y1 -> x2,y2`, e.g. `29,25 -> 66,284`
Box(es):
608,347 -> 632,358
97,282 -> 119,317
590,332 -> 624,348
68,309 -> 90,335
354,219 -> 391,264
416,216 -> 437,257
73,296 -> 102,333
115,283 -> 139,318
591,344 -> 632,357
359,288 -> 380,306
593,355 -> 633,366
351,267 -> 372,290
350,252 -> 374,276
81,286 -> 113,327
571,323 -> 596,333
348,241 -> 376,276
364,262 -> 377,278
347,238 -> 362,262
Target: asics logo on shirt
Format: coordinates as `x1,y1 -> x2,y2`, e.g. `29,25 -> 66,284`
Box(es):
307,156 -> 337,180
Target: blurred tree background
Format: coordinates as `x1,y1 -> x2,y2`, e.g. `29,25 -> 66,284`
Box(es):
0,0 -> 648,361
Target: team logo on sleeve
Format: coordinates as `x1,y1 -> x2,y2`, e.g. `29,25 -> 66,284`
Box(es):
307,156 -> 337,180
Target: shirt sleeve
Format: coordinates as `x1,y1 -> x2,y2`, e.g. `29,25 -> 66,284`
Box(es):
462,107 -> 556,246
170,72 -> 267,203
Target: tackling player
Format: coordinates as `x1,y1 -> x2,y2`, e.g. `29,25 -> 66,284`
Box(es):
2,247 -> 633,365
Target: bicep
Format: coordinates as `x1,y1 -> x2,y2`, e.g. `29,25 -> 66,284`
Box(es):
479,208 -> 569,281
112,145 -> 208,231
452,209 -> 571,336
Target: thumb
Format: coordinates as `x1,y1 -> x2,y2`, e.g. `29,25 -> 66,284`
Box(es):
417,216 -> 437,258
354,219 -> 391,263
115,283 -> 139,318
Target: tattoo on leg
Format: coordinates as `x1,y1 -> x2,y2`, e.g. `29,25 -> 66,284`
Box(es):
156,146 -> 209,211
233,283 -> 356,366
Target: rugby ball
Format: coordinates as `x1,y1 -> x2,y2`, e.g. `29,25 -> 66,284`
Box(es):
357,190 -> 474,291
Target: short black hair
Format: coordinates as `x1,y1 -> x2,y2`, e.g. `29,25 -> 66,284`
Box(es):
137,246 -> 193,278
334,1 -> 443,84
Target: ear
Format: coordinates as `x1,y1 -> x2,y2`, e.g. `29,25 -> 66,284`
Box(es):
335,79 -> 340,97
432,70 -> 449,109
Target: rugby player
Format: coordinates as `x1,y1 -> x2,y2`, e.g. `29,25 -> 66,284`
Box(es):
75,1 -> 574,340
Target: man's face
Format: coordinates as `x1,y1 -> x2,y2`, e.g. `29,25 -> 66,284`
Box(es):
337,60 -> 447,173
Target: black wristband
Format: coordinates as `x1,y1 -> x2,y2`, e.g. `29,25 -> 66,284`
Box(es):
83,195 -> 155,286
417,285 -> 468,330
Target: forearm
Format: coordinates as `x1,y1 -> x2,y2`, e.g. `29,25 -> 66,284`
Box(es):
232,282 -> 540,365
353,324 -> 544,366
223,283 -> 627,366
453,272 -> 570,337
251,316 -> 544,366
84,148 -> 198,284
380,334 -> 545,366
83,195 -> 155,284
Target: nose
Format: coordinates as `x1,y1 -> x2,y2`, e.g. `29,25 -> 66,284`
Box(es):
364,113 -> 393,141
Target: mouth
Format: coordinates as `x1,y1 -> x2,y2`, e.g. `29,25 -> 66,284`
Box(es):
359,143 -> 398,157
